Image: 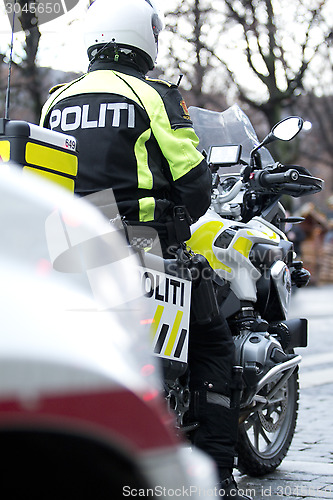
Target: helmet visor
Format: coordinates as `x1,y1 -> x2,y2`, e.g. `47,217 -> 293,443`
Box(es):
145,0 -> 164,33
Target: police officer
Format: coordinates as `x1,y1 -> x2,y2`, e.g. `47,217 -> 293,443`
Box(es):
40,1 -> 253,498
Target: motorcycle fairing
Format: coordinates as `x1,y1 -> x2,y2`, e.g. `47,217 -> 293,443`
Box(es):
255,260 -> 292,322
188,209 -> 282,302
270,261 -> 292,319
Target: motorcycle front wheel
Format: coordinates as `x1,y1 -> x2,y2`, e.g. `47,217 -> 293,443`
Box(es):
236,368 -> 299,477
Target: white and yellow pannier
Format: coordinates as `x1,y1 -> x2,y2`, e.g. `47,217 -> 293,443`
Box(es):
0,118 -> 78,192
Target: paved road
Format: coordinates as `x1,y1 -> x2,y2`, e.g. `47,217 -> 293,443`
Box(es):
236,284 -> 333,499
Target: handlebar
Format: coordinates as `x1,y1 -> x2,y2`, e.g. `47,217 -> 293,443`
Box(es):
251,168 -> 300,188
215,168 -> 300,203
215,178 -> 243,203
213,165 -> 322,214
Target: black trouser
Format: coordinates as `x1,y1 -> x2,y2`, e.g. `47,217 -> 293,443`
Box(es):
188,313 -> 240,471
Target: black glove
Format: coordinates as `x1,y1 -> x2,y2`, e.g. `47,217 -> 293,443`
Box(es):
290,261 -> 311,288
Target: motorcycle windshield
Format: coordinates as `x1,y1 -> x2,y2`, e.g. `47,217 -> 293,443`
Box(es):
189,104 -> 274,168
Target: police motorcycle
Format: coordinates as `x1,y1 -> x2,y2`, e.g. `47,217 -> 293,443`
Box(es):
185,105 -> 324,475
137,105 -> 323,478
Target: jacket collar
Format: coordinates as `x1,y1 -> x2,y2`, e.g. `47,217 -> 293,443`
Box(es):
88,59 -> 146,79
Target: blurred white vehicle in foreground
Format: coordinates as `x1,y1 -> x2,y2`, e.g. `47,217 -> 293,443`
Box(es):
0,166 -> 216,498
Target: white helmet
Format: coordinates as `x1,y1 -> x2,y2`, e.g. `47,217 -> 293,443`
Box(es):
83,0 -> 164,70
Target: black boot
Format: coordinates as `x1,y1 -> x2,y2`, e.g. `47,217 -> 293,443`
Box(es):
189,390 -> 240,474
217,475 -> 253,499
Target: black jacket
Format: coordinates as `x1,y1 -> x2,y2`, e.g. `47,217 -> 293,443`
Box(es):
40,61 -> 211,223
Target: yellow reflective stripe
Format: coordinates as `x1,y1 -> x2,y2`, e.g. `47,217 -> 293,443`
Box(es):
25,142 -> 78,177
154,125 -> 203,181
23,166 -> 75,192
0,140 -> 10,162
187,221 -> 232,273
135,129 -> 153,189
145,77 -> 172,87
40,71 -> 145,125
40,75 -> 85,125
117,73 -> 203,180
164,310 -> 183,357
247,229 -> 278,241
233,236 -> 253,258
150,304 -> 164,341
263,229 -> 278,241
138,197 -> 155,222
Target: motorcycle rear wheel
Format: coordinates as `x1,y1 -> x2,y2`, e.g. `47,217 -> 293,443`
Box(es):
236,368 -> 299,477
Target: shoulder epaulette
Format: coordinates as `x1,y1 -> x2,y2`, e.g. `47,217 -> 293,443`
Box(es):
49,83 -> 67,94
145,77 -> 176,88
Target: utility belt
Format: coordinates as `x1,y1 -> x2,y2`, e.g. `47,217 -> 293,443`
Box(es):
126,210 -> 221,326
84,189 -> 220,325
127,205 -> 192,249
81,188 -> 191,246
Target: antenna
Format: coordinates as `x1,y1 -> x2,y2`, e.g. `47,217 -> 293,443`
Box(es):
4,2 -> 17,120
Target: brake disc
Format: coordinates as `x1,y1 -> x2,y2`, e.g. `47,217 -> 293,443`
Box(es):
258,387 -> 288,432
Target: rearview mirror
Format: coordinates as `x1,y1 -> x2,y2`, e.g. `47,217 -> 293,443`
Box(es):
271,116 -> 303,141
